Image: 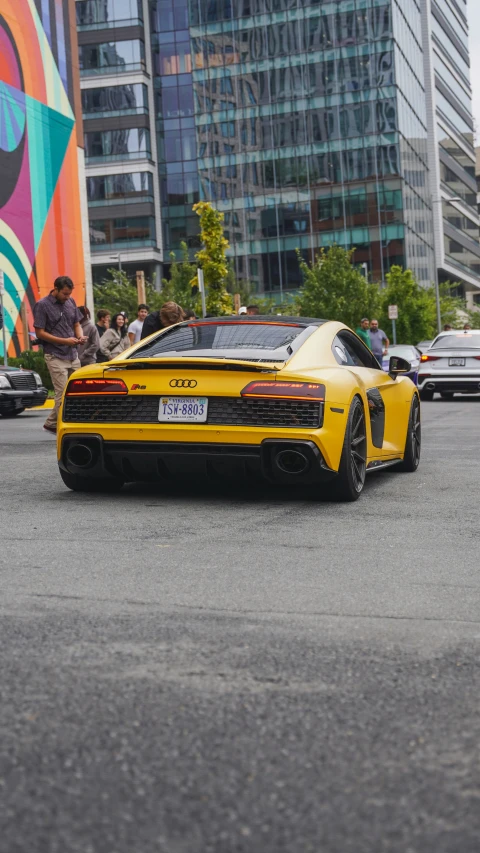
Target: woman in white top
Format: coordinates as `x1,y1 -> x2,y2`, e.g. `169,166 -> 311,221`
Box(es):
99,313 -> 131,360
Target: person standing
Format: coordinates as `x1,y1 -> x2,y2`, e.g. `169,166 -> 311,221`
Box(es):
77,307 -> 100,367
369,320 -> 389,365
127,304 -> 149,344
95,309 -> 110,337
246,305 -> 260,315
33,276 -> 86,434
95,309 -> 110,363
355,318 -> 371,349
140,302 -> 185,339
99,313 -> 131,360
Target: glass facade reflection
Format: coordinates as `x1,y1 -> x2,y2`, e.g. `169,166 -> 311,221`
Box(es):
154,0 -> 436,293
429,0 -> 480,292
77,0 -> 162,285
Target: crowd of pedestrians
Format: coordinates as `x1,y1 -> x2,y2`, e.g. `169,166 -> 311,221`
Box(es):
31,275 -> 265,433
31,276 -> 206,433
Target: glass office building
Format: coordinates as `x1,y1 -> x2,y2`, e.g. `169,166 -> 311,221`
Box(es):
76,0 -> 163,284
421,0 -> 480,302
157,0 -> 437,295
78,0 -> 480,298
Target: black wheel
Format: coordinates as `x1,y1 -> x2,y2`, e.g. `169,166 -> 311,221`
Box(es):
398,395 -> 421,472
440,392 -> 454,400
59,468 -> 124,493
419,389 -> 434,401
330,397 -> 367,501
0,408 -> 25,417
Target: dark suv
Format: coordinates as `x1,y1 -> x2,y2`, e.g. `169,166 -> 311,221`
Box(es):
0,366 -> 48,417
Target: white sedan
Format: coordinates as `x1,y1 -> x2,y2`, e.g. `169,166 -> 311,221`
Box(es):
417,329 -> 480,400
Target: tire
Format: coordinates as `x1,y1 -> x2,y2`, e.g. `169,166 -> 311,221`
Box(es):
0,408 -> 25,417
440,392 -> 454,400
398,395 -> 421,472
59,468 -> 124,493
330,397 -> 367,502
419,389 -> 434,401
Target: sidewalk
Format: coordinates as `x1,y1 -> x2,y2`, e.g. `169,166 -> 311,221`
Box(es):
31,399 -> 54,410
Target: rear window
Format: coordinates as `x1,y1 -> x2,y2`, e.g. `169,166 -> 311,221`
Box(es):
386,346 -> 417,360
432,334 -> 480,349
131,321 -> 310,361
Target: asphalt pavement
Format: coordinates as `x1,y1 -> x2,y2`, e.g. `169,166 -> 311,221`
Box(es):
1,399 -> 480,853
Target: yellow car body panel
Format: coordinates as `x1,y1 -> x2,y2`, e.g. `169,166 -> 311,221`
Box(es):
57,319 -> 418,492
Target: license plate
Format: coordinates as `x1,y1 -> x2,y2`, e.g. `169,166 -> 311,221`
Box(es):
158,396 -> 208,423
449,358 -> 465,366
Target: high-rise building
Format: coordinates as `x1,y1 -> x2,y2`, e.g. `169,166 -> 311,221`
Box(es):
421,0 -> 480,305
78,0 -> 480,301
76,0 -> 163,285
0,0 -> 90,357
185,0 -> 438,296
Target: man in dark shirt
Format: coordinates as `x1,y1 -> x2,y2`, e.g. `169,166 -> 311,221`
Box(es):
140,302 -> 185,339
33,276 -> 86,434
95,309 -> 110,363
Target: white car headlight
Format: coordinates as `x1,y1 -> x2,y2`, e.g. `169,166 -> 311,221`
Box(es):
0,374 -> 12,389
33,372 -> 43,387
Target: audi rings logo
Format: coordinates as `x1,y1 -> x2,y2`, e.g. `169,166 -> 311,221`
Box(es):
169,379 -> 197,388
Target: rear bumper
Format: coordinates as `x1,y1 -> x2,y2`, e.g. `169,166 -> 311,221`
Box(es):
0,388 -> 48,412
418,374 -> 480,393
58,434 -> 336,486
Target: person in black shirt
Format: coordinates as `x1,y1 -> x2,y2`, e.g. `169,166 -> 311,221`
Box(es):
95,309 -> 110,363
140,302 -> 184,339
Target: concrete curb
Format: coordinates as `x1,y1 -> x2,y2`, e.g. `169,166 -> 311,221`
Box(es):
31,399 -> 55,410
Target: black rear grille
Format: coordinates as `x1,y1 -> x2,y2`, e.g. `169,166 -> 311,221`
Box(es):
63,395 -> 322,428
207,397 -> 321,427
9,372 -> 37,391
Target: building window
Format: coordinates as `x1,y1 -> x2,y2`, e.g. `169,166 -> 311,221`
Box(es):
79,39 -> 145,73
89,216 -> 155,246
82,83 -> 148,115
87,172 -> 153,202
84,128 -> 151,160
76,0 -> 143,27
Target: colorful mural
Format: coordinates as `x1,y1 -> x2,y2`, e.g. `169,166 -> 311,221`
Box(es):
0,0 -> 86,356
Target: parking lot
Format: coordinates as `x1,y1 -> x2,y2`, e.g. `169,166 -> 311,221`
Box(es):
1,398 -> 480,852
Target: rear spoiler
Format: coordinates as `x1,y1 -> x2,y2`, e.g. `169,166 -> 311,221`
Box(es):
104,358 -> 283,373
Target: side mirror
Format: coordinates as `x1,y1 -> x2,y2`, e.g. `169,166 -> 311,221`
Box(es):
389,356 -> 411,379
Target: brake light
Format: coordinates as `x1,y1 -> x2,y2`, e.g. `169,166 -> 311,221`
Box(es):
240,381 -> 325,401
420,354 -> 440,362
66,378 -> 128,395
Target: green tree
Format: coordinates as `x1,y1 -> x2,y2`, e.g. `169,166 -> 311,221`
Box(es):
161,242 -> 200,313
296,245 -> 380,328
193,201 -> 232,315
436,281 -> 468,329
93,269 -> 162,319
378,266 -> 436,343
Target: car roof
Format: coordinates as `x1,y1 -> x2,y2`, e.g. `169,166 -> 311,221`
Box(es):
436,329 -> 480,336
186,315 -> 326,326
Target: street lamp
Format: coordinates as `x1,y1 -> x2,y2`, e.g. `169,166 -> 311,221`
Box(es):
110,254 -> 122,272
431,196 -> 462,335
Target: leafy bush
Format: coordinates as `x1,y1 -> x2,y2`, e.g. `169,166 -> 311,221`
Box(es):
8,350 -> 53,390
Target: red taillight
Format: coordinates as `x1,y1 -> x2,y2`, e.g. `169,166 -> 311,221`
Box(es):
420,354 -> 440,362
66,378 -> 128,395
240,381 -> 325,401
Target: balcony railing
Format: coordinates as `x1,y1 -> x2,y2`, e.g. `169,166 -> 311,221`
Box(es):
85,152 -> 151,164
77,18 -> 143,32
88,195 -> 154,207
83,106 -> 149,121
90,239 -> 157,251
80,62 -> 147,77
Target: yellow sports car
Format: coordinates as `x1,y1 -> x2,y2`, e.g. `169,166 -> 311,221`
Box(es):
57,316 -> 421,501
